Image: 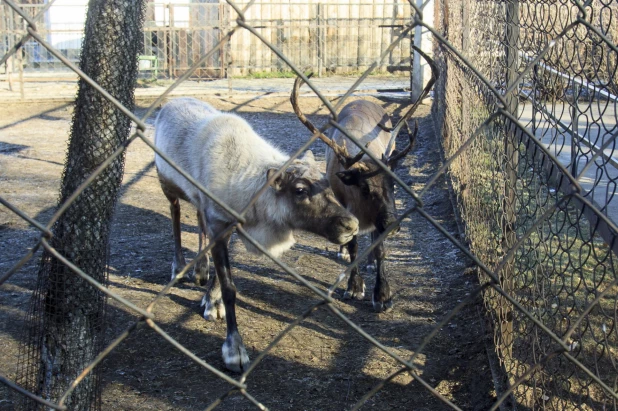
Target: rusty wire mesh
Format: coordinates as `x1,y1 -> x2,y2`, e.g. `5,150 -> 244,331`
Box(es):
0,0 -> 617,410
433,0 -> 618,408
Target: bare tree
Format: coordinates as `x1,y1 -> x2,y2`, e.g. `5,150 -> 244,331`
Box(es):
17,1 -> 145,409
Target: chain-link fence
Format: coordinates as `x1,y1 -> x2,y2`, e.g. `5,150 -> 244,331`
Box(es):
433,0 -> 618,408
1,0 -> 618,410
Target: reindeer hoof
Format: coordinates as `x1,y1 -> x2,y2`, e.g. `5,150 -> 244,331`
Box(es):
193,255 -> 210,286
365,263 -> 376,273
337,250 -> 350,263
201,295 -> 225,321
222,331 -> 250,373
372,279 -> 392,312
344,275 -> 365,300
372,296 -> 393,313
171,262 -> 187,282
344,289 -> 366,300
193,267 -> 209,287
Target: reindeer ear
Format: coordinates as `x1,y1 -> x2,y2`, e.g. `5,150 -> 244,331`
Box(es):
267,168 -> 287,191
336,169 -> 362,186
303,150 -> 315,163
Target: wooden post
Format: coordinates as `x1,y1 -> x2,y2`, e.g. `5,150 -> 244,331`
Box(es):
190,4 -> 201,78
373,0 -> 382,72
179,29 -> 188,75
318,2 -> 325,77
18,46 -> 24,100
167,4 -> 174,78
462,0 -> 469,53
220,2 -> 232,92
316,3 -> 322,77
219,2 -> 226,79
6,6 -> 15,92
6,55 -> 14,92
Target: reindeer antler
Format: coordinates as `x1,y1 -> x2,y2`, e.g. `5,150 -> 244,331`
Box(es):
291,75 -> 365,169
386,120 -> 418,168
383,45 -> 439,157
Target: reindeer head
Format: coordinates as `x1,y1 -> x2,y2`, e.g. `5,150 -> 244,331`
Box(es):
266,150 -> 359,245
289,46 -> 437,235
291,80 -> 422,235
333,119 -> 418,233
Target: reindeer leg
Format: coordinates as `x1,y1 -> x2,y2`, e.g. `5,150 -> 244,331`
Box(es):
201,271 -> 225,321
344,236 -> 365,300
209,229 -> 249,372
166,194 -> 187,282
366,249 -> 377,273
371,230 -> 393,313
337,244 -> 350,262
193,210 -> 210,286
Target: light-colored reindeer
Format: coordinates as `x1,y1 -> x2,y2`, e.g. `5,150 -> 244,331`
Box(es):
154,97 -> 359,372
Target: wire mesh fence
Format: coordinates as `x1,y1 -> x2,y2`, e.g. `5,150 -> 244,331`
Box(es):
0,0 -> 617,410
432,0 -> 618,408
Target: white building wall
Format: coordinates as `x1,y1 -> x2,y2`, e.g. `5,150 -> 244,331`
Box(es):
46,0 -> 87,50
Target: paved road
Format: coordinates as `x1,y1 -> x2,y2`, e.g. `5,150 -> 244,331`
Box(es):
518,100 -> 618,224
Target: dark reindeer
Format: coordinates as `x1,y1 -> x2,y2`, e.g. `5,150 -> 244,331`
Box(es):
290,48 -> 437,312
154,97 -> 359,372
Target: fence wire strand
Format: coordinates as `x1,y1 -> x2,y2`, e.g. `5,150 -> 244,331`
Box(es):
1,0 -> 618,409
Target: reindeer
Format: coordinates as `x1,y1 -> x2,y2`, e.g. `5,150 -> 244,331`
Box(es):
154,97 -> 359,372
289,48 -> 437,312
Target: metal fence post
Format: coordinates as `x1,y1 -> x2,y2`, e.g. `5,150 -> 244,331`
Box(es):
532,64 -> 538,140
570,81 -> 580,177
411,0 -> 423,101
500,0 -> 520,359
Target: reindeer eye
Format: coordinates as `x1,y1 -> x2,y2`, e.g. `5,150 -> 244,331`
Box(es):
295,187 -> 308,196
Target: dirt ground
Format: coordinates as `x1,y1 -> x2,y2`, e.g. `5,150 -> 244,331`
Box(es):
0,94 -> 496,410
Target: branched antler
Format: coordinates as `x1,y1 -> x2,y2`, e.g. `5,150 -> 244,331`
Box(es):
292,46 -> 437,172
386,120 -> 419,168
291,75 -> 365,169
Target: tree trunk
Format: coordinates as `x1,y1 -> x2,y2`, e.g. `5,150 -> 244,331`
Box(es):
17,1 -> 145,409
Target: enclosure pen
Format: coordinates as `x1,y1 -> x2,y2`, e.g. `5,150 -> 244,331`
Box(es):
0,0 -> 617,410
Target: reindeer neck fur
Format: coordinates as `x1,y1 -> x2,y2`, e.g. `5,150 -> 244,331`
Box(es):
235,163 -> 296,258
196,116 -> 321,257
238,156 -> 323,257
323,100 -> 397,233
